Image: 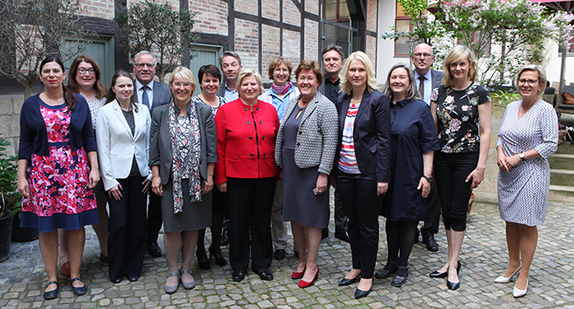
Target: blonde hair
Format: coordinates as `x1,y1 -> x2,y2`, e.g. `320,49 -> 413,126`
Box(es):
442,45 -> 478,88
238,69 -> 263,91
169,66 -> 196,96
340,51 -> 377,95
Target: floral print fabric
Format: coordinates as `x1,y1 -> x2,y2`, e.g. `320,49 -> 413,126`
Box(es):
430,83 -> 490,153
22,103 -> 96,219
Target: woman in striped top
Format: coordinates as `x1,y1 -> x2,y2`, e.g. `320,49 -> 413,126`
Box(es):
333,51 -> 391,299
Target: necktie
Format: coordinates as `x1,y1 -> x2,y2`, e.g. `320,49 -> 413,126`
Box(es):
141,85 -> 150,110
418,76 -> 426,99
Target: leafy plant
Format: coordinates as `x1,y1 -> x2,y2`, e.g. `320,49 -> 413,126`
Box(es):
0,134 -> 21,218
491,90 -> 521,106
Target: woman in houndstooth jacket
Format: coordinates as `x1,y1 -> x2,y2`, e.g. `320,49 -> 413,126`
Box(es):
275,60 -> 339,288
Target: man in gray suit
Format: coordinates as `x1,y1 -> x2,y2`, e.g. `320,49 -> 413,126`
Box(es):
216,51 -> 242,102
412,43 -> 444,252
132,50 -> 172,257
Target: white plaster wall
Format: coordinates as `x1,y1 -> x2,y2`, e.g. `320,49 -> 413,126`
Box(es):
545,41 -> 574,86
376,0 -> 410,86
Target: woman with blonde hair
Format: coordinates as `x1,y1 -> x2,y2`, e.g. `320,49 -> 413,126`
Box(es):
333,51 -> 391,299
149,66 -> 216,293
429,45 -> 491,290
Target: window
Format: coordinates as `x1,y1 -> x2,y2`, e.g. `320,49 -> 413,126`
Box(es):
394,1 -> 412,57
322,0 -> 360,57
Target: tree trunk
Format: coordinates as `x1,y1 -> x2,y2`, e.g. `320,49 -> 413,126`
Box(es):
23,84 -> 32,99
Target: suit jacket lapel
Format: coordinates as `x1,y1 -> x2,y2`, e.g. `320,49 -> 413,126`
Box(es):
299,93 -> 320,125
354,88 -> 370,129
339,95 -> 350,133
112,101 -> 134,139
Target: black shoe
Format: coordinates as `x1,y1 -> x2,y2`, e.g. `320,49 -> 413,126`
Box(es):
110,277 -> 122,283
71,278 -> 87,296
254,269 -> 274,281
391,266 -> 408,287
147,241 -> 162,257
321,228 -> 329,239
274,249 -> 286,260
422,234 -> 439,252
338,275 -> 360,286
447,279 -> 460,290
429,261 -> 461,278
197,254 -> 211,270
127,275 -> 139,282
354,287 -> 371,299
209,245 -> 228,266
334,231 -> 350,243
374,261 -> 398,279
43,281 -> 59,300
221,224 -> 229,246
232,270 -> 245,282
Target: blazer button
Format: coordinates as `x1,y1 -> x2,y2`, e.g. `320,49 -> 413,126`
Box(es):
244,108 -> 248,111
250,153 -> 254,157
296,143 -> 300,146
247,121 -> 251,125
298,131 -> 302,135
249,136 -> 253,141
256,107 -> 259,111
262,136 -> 265,140
259,121 -> 263,124
263,153 -> 266,157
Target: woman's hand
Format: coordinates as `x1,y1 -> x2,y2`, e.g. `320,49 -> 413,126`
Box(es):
141,178 -> 151,194
18,177 -> 30,198
89,169 -> 100,189
497,147 -> 510,172
108,184 -> 123,201
202,176 -> 214,195
217,181 -> 227,193
314,173 -> 328,195
377,182 -> 388,196
417,177 -> 431,198
503,155 -> 521,171
151,175 -> 163,196
466,167 -> 485,189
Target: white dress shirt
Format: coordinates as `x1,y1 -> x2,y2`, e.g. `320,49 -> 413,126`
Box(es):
135,79 -> 155,109
414,70 -> 433,105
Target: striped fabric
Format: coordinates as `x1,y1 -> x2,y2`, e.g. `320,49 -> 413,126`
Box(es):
338,102 -> 361,174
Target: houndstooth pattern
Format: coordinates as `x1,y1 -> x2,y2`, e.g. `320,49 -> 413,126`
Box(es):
497,100 -> 558,226
275,91 -> 339,175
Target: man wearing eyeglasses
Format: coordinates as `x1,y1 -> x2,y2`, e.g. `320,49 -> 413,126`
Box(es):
412,43 -> 443,252
217,51 -> 243,102
132,50 -> 172,258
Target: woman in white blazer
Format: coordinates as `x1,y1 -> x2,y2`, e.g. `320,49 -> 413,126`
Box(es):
96,70 -> 152,283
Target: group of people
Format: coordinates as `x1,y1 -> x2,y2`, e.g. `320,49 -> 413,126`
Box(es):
16,42 -> 557,301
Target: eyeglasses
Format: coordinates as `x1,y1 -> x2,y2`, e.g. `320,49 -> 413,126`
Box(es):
135,63 -> 155,69
413,53 -> 433,58
172,82 -> 193,88
517,79 -> 539,86
78,68 -> 95,75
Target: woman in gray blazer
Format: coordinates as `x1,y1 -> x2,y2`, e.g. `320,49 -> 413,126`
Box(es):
149,67 -> 217,294
275,60 -> 338,288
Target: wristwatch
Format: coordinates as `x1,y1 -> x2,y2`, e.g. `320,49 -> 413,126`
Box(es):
422,175 -> 432,183
519,153 -> 526,161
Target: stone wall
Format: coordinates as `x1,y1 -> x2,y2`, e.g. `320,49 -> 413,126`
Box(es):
0,95 -> 25,157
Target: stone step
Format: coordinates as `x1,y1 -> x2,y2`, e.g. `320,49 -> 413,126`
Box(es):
550,169 -> 574,175
549,184 -> 574,201
548,156 -> 574,171
551,154 -> 574,159
550,170 -> 574,187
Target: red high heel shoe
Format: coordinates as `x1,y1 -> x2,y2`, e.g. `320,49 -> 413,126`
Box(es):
291,267 -> 306,279
298,266 -> 319,288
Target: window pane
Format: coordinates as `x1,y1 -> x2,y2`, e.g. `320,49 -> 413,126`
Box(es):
339,0 -> 349,19
324,0 -> 336,20
395,19 -> 411,56
397,2 -> 407,17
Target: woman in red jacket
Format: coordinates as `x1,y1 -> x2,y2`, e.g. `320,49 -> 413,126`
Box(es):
214,69 -> 279,282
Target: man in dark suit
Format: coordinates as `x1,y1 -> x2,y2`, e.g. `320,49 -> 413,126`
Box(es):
412,43 -> 444,252
318,44 -> 349,243
132,51 -> 172,257
216,51 -> 242,102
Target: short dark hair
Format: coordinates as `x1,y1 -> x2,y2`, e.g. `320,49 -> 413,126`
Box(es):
322,44 -> 345,60
219,51 -> 242,66
198,65 -> 222,84
295,60 -> 323,86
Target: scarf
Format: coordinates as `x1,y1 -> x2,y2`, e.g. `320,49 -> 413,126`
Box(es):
271,81 -> 292,95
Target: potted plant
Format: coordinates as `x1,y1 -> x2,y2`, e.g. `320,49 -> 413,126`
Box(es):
0,134 -> 21,262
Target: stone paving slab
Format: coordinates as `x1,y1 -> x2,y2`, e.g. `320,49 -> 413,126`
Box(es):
2,200 -> 574,308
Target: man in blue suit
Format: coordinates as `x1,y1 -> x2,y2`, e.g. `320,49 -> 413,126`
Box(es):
132,51 -> 172,257
412,43 -> 444,252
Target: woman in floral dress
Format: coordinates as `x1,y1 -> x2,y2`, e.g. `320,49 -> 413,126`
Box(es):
429,46 -> 491,290
17,56 -> 100,300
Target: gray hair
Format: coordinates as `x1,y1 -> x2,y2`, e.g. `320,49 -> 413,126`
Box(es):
517,65 -> 547,94
220,51 -> 242,66
133,51 -> 156,65
322,44 -> 345,60
383,64 -> 422,102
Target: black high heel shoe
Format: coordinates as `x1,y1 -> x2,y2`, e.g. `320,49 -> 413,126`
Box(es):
209,245 -> 227,266
196,247 -> 211,270
446,263 -> 461,290
429,260 -> 461,278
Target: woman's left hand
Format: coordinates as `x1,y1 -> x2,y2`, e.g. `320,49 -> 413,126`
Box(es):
503,155 -> 521,171
314,173 -> 328,195
141,178 -> 151,194
89,169 -> 100,189
377,182 -> 388,196
466,167 -> 485,189
417,177 -> 431,198
202,177 -> 214,195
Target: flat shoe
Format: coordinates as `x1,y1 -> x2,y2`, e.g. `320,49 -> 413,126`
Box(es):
513,279 -> 528,298
374,262 -> 398,279
43,281 -> 59,300
391,266 -> 408,287
338,275 -> 360,286
71,278 -> 87,296
61,261 -> 70,277
232,270 -> 245,282
180,270 -> 196,290
164,272 -> 180,294
494,265 -> 521,283
254,269 -> 273,281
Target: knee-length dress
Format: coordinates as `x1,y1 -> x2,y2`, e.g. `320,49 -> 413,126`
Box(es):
21,100 -> 98,232
281,105 -> 329,229
497,100 -> 558,226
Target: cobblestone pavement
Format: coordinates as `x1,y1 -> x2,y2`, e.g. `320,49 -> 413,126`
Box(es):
2,200 -> 574,308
